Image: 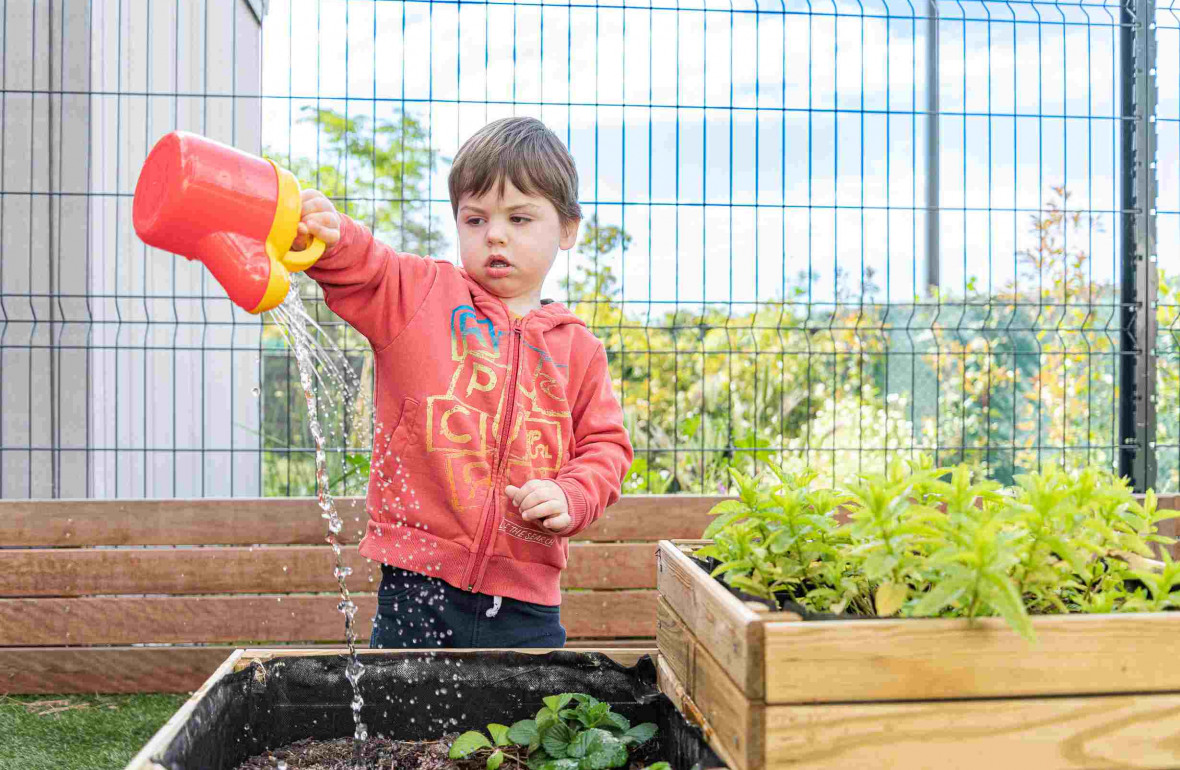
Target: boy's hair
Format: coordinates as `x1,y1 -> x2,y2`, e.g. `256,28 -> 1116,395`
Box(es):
448,117 -> 582,226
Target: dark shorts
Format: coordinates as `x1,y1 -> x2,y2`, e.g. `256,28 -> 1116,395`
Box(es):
369,564 -> 567,649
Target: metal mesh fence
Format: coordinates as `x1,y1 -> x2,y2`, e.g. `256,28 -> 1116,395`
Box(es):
0,0 -> 1173,498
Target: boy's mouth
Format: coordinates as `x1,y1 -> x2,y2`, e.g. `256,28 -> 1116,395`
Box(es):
486,256 -> 513,277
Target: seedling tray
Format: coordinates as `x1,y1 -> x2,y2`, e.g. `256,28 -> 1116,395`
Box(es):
127,646 -> 726,770
656,539 -> 1180,770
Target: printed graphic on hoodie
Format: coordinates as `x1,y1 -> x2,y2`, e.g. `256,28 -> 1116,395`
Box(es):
426,304 -> 570,546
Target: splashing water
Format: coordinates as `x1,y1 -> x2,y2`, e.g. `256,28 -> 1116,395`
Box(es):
269,277 -> 369,743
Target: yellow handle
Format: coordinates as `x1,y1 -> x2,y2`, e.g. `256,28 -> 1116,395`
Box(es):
280,236 -> 326,272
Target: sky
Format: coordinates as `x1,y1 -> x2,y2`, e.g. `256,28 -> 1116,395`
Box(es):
259,0 -> 1180,306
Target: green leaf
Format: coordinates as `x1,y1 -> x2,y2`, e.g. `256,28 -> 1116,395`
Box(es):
641,764 -> 672,770
704,511 -> 743,539
984,572 -> 1036,643
580,734 -> 629,770
911,578 -> 968,617
508,719 -> 540,750
600,711 -> 630,733
584,702 -> 611,728
488,723 -> 511,747
622,723 -> 658,747
488,750 -> 506,770
544,694 -> 576,713
691,544 -> 720,561
709,499 -> 748,516
710,559 -> 752,578
542,720 -> 576,758
538,760 -> 581,770
567,728 -> 608,759
526,750 -> 552,770
450,731 -> 493,759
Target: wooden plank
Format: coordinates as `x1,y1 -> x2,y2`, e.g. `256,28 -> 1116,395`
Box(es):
0,591 -> 658,646
657,647 -> 760,770
0,495 -> 725,547
658,540 -> 800,701
762,611 -> 1180,704
0,543 -> 657,597
124,650 -> 244,770
0,646 -> 243,694
656,596 -> 695,694
764,694 -> 1180,770
234,647 -> 658,670
0,644 -> 659,695
690,625 -> 765,770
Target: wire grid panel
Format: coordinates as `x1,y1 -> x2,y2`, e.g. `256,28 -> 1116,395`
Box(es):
0,0 -> 1173,497
260,0 -> 1168,493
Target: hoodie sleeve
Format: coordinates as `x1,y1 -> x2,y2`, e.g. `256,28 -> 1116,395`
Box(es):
303,214 -> 438,351
551,343 -> 634,538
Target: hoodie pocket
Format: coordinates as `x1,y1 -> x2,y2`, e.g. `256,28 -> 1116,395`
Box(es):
373,397 -> 420,472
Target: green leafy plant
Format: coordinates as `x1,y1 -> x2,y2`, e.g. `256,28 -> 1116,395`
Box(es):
694,458 -> 1176,642
448,693 -> 659,770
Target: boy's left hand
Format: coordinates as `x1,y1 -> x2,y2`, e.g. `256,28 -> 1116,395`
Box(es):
506,480 -> 570,532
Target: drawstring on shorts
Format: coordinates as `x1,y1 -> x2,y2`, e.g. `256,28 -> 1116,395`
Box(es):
486,595 -> 503,618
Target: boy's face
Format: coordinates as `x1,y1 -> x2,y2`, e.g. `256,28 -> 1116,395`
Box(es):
456,177 -> 578,307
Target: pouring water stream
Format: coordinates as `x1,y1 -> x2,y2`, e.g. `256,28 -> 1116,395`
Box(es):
269,277 -> 369,743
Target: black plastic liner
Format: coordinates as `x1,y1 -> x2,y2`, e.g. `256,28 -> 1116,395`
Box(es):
155,650 -> 726,770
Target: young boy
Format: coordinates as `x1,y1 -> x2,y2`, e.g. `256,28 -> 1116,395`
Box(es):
294,117 -> 633,649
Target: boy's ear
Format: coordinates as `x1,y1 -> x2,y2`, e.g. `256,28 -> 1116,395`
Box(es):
559,218 -> 580,251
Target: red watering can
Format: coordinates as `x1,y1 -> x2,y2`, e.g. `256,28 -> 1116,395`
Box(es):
132,131 -> 325,314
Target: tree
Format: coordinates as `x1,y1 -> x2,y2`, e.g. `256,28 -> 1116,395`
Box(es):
260,107 -> 442,496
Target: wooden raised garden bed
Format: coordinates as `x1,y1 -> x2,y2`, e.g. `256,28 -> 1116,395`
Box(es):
126,646 -> 676,770
655,538 -> 1180,770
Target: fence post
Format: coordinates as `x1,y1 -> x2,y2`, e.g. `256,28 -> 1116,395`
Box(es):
1118,0 -> 1159,491
925,0 -> 940,292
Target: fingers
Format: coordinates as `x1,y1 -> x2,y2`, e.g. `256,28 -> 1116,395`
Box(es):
521,500 -> 564,522
506,479 -> 543,506
303,215 -> 340,245
540,512 -> 571,531
505,480 -> 567,523
295,189 -> 341,247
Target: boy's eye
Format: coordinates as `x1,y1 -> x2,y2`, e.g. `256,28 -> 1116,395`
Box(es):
511,216 -> 531,224
466,217 -> 484,226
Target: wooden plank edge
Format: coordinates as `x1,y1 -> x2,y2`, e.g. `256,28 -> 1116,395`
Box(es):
124,649 -> 245,770
659,540 -> 799,700
657,653 -> 748,770
665,540 -> 802,622
761,610 -> 1180,704
233,647 -> 658,669
0,495 -> 729,547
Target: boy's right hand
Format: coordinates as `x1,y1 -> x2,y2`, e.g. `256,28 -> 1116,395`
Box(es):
291,189 -> 341,251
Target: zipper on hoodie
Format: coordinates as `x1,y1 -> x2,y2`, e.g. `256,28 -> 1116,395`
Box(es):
467,319 -> 523,590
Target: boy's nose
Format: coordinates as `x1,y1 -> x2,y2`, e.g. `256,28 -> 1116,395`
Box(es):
486,221 -> 508,245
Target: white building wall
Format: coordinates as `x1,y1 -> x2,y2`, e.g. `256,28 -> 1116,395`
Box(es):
2,0 -> 265,498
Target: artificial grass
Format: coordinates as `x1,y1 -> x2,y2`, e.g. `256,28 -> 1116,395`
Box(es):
0,693 -> 188,770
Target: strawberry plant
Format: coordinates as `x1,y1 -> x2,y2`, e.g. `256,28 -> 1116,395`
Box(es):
693,458 -> 1175,641
448,693 -> 660,770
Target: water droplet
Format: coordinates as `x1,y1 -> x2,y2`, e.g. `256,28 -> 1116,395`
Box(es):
251,386 -> 260,397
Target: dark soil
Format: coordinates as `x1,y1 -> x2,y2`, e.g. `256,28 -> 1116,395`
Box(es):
235,734 -> 664,770
235,734 -> 472,770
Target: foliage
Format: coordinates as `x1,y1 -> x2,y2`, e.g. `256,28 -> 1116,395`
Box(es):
261,105 -> 442,497
448,693 -> 659,770
257,106 -> 1179,499
693,458 -> 1175,641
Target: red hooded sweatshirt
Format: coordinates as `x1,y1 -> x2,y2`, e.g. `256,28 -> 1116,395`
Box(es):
306,216 -> 633,606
